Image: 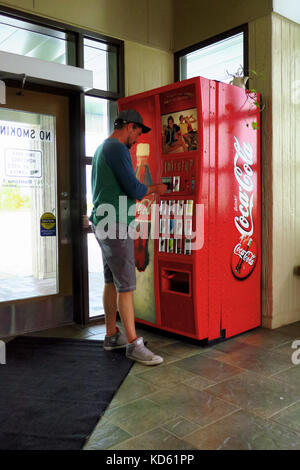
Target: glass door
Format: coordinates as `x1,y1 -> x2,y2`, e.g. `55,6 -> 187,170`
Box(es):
0,87 -> 72,304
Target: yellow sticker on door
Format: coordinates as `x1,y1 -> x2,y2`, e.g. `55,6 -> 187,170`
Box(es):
40,212 -> 56,236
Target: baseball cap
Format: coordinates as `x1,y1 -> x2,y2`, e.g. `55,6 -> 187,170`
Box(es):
115,109 -> 151,133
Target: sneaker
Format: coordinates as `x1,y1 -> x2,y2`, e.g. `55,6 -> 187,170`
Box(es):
104,327 -> 128,350
126,337 -> 163,365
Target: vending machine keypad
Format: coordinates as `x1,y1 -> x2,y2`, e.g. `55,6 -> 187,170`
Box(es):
161,157 -> 195,195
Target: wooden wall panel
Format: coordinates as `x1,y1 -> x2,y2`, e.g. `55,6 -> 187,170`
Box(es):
125,41 -> 173,96
249,15 -> 273,327
271,13 -> 300,327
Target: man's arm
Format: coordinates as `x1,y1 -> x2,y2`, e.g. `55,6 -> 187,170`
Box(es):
104,142 -> 167,200
104,143 -> 147,200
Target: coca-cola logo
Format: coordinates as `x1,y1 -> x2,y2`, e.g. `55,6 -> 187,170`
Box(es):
234,243 -> 256,266
232,137 -> 257,279
231,236 -> 257,279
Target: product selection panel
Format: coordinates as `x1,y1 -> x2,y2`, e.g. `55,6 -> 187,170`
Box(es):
161,157 -> 195,195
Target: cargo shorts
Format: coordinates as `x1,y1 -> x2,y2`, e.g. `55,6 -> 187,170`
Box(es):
92,222 -> 136,293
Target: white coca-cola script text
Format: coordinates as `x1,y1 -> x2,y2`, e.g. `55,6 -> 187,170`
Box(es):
234,243 -> 256,266
233,136 -> 255,237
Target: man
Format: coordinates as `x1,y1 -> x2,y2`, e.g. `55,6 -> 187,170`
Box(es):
90,109 -> 167,365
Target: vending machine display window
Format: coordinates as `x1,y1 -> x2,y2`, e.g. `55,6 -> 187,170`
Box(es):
161,108 -> 198,154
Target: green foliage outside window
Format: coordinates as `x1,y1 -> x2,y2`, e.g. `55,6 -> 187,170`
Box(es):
0,185 -> 31,210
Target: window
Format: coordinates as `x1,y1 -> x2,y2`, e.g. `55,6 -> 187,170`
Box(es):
84,38 -> 118,92
175,25 -> 248,85
83,38 -> 121,319
0,14 -> 75,65
0,109 -> 58,302
85,96 -> 110,156
84,96 -> 118,318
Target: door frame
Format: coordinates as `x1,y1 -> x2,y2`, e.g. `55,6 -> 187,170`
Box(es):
0,78 -> 86,325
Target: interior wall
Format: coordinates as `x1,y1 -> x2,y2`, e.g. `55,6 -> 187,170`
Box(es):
125,41 -> 173,95
270,12 -> 300,328
0,0 -> 174,95
173,0 -> 272,51
248,15 -> 273,329
249,12 -> 300,329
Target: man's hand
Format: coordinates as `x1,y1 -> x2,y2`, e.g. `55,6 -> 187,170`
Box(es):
154,184 -> 168,195
146,184 -> 167,196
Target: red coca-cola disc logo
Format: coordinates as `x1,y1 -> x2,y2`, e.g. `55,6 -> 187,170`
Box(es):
231,235 -> 257,279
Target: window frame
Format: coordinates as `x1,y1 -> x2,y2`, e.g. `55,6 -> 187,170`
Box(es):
0,5 -> 124,325
80,33 -> 123,321
0,5 -> 124,97
174,24 -> 249,85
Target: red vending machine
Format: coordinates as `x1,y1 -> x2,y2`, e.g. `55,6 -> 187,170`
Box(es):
118,76 -> 261,342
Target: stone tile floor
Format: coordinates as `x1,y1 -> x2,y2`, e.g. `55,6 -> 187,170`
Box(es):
3,321 -> 300,450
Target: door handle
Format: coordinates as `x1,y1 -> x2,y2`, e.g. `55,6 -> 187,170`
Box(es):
60,193 -> 71,245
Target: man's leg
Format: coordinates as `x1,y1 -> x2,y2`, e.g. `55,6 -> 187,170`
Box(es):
103,284 -> 137,342
99,229 -> 163,364
117,291 -> 137,344
103,283 -> 128,350
117,291 -> 163,365
103,282 -> 117,336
